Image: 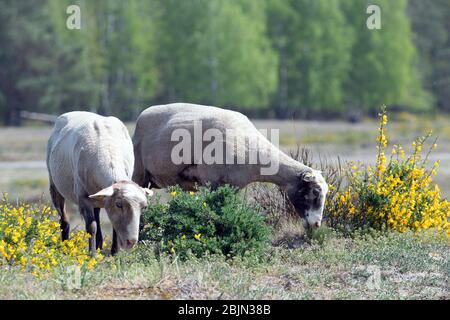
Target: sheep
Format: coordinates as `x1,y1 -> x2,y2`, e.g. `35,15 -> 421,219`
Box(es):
46,111 -> 153,254
132,103 -> 328,228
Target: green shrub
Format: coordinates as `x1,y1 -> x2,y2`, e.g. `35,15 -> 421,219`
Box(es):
140,185 -> 271,259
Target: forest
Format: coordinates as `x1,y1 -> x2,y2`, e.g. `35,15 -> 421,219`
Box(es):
0,0 -> 449,125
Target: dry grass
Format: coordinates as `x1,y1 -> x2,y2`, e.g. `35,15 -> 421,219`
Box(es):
247,146 -> 345,247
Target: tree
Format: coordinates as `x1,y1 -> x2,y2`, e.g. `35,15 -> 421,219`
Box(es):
154,0 -> 278,111
84,0 -> 158,119
0,0 -> 55,125
47,0 -> 159,120
408,0 -> 450,111
267,0 -> 352,118
46,0 -> 103,115
343,0 -> 428,115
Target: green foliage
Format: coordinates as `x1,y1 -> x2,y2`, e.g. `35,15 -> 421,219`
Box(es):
155,0 -> 278,109
267,0 -> 352,117
408,0 -> 450,112
342,0 -> 429,113
45,0 -> 103,114
50,0 -> 159,119
1,0 -> 448,123
140,185 -> 271,259
0,0 -> 58,125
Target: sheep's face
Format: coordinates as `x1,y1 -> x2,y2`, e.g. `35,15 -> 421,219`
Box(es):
288,170 -> 328,229
89,181 -> 153,250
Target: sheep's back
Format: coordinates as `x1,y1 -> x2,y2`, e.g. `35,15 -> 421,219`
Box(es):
47,112 -> 133,203
133,103 -> 279,178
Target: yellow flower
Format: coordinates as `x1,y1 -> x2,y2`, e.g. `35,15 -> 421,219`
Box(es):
19,256 -> 27,267
189,191 -> 195,196
170,191 -> 177,197
181,235 -> 186,240
11,230 -> 21,243
0,200 -> 96,277
194,233 -> 201,240
328,108 -> 450,238
86,258 -> 97,270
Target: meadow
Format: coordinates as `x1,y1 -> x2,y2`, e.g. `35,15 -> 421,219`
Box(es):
0,112 -> 449,300
0,230 -> 448,299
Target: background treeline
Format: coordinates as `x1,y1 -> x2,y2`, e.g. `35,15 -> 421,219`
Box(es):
0,0 -> 449,125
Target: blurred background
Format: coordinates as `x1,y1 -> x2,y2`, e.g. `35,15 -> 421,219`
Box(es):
0,0 -> 449,207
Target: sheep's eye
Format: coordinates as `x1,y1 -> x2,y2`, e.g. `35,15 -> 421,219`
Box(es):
115,201 -> 123,209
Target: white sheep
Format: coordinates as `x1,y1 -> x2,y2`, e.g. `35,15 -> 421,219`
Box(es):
132,103 -> 328,228
47,111 -> 153,254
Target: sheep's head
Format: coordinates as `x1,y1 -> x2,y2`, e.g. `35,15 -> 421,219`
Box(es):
287,169 -> 328,229
89,181 -> 153,250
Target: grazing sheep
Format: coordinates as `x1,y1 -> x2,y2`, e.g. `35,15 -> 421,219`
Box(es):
47,111 -> 153,254
132,103 -> 328,228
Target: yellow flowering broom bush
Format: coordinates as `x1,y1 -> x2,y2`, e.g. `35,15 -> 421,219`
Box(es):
0,197 -> 101,277
326,107 -> 450,236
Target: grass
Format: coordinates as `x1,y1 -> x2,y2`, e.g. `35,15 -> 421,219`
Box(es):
0,126 -> 53,161
280,131 -> 373,146
0,229 -> 447,299
0,168 -> 49,203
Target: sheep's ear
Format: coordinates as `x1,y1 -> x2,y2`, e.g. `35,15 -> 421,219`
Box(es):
143,188 -> 154,197
301,171 -> 315,182
89,186 -> 115,204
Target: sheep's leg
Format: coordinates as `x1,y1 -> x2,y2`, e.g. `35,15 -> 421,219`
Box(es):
79,199 -> 97,253
132,143 -> 150,187
111,229 -> 118,256
50,183 -> 70,240
94,208 -> 103,250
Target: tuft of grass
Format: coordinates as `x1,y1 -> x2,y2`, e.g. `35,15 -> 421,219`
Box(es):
249,145 -> 344,237
13,178 -> 48,189
270,215 -> 305,248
